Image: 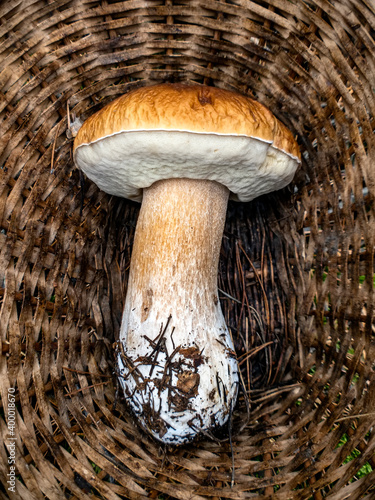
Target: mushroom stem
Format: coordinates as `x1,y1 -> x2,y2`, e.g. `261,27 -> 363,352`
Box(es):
118,178 -> 239,444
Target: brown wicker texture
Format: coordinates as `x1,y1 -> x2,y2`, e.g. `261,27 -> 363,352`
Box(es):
0,0 -> 374,498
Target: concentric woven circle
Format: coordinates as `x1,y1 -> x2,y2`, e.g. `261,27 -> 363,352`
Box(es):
0,1 -> 374,498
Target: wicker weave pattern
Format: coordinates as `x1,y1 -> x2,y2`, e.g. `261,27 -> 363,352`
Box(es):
0,0 -> 374,498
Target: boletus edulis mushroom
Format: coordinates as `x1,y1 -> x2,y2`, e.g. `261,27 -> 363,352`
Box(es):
73,83 -> 301,445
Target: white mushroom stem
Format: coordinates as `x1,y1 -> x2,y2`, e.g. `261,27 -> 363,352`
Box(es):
117,178 -> 239,444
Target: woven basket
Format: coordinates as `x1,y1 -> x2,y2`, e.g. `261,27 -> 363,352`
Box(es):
1,0 -> 374,498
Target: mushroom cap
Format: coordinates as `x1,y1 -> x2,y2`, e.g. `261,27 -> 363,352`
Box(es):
73,83 -> 301,202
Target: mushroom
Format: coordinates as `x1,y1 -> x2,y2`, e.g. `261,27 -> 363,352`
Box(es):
73,83 -> 300,445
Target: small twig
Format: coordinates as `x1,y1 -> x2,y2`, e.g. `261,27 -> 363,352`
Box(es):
67,100 -> 71,130
219,288 -> 264,332
218,288 -> 242,305
228,401 -> 235,488
238,241 -> 270,327
249,383 -> 302,401
50,121 -> 61,173
62,366 -> 111,377
245,317 -> 250,395
146,316 -> 173,379
65,381 -> 109,397
144,315 -> 172,351
249,382 -> 301,394
237,341 -> 273,366
117,342 -> 147,389
236,371 -> 251,434
334,412 -> 375,423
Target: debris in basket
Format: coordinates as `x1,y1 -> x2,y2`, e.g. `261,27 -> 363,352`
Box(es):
67,116 -> 83,139
66,100 -> 83,139
73,83 -> 301,445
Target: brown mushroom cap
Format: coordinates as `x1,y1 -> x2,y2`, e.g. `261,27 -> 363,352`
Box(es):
75,83 -> 300,159
74,83 -> 300,202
